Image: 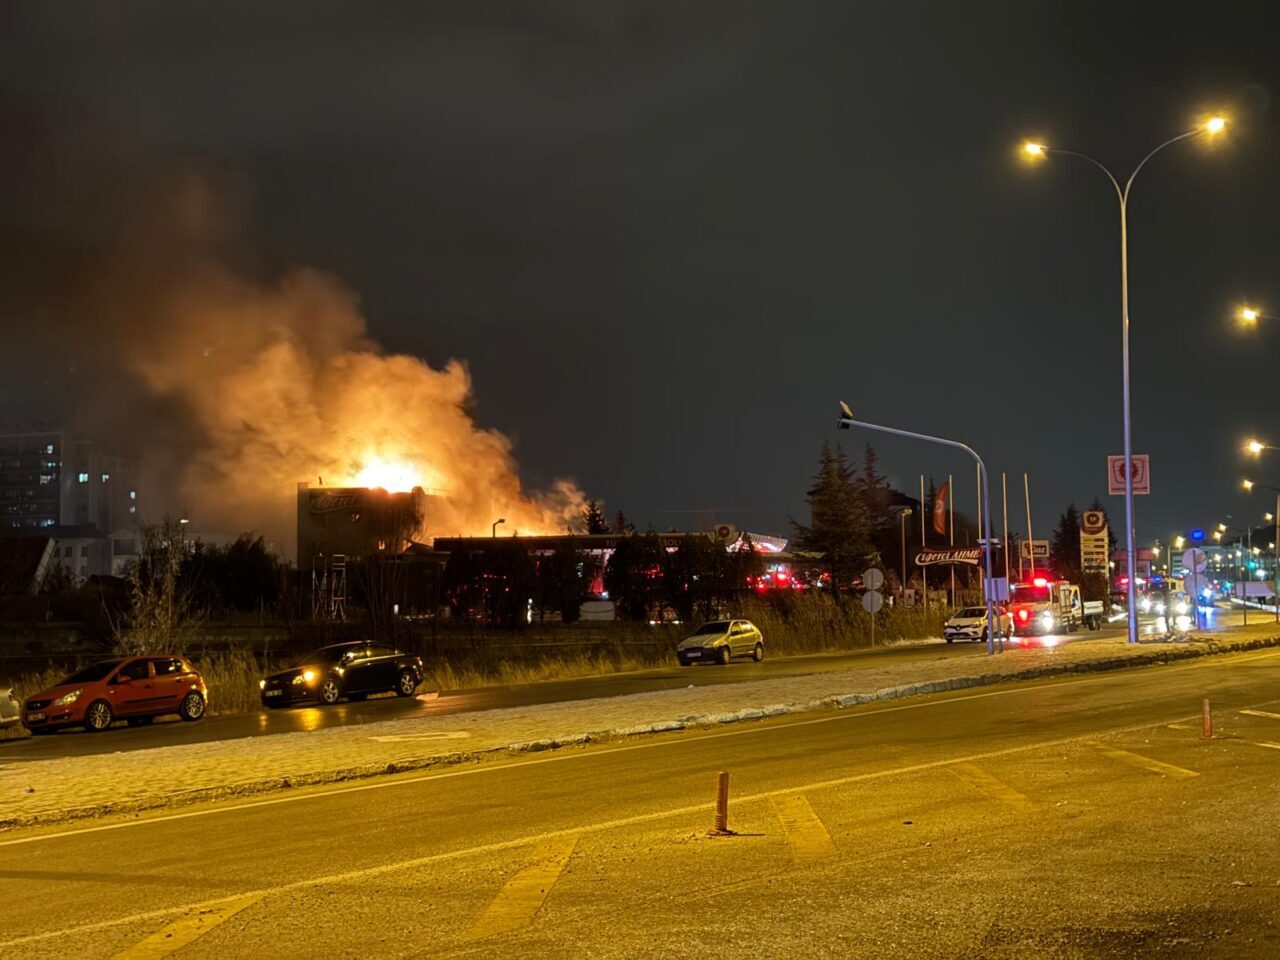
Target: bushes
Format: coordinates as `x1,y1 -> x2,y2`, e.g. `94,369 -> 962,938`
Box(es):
738,594 -> 950,656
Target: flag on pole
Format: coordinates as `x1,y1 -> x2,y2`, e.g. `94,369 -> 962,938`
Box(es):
933,480 -> 949,536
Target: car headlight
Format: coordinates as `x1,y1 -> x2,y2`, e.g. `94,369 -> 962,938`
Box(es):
55,689 -> 82,706
293,670 -> 317,685
259,679 -> 266,690
1041,612 -> 1054,625
1173,601 -> 1188,615
1155,602 -> 1165,615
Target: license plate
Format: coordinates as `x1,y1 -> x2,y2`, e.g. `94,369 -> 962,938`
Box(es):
27,712 -> 45,722
686,651 -> 701,658
264,690 -> 282,698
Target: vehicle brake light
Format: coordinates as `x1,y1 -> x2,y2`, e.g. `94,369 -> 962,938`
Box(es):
1018,609 -> 1029,621
1033,577 -> 1048,587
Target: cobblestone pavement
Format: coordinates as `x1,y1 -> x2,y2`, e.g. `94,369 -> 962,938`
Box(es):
2,628 -> 1277,829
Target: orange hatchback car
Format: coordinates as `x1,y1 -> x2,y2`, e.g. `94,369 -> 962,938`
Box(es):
22,656 -> 208,734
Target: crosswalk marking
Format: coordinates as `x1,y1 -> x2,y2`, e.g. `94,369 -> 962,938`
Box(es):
1095,746 -> 1199,779
463,834 -> 579,942
948,762 -> 1039,812
771,793 -> 837,862
1239,709 -> 1280,720
110,894 -> 262,959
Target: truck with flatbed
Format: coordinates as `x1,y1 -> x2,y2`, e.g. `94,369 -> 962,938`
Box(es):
1009,576 -> 1084,635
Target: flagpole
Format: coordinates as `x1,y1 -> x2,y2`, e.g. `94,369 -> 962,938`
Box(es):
1024,472 -> 1035,579
1001,472 -> 1010,587
949,472 -> 955,607
920,473 -> 927,612
976,463 -> 984,603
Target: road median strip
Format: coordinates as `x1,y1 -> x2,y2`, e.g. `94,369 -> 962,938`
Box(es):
3,632 -> 1280,831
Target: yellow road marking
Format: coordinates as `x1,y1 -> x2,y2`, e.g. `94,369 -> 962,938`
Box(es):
110,894 -> 262,960
948,762 -> 1040,812
1095,746 -> 1199,779
1248,740 -> 1280,751
9,649 -> 1280,852
770,793 -> 837,862
463,834 -> 578,942
1240,709 -> 1280,720
1165,723 -> 1193,731
3,706 -> 1259,951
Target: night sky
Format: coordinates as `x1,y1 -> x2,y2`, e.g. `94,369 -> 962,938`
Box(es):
4,2 -> 1280,545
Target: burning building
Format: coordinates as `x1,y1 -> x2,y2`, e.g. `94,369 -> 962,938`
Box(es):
296,482 -> 431,571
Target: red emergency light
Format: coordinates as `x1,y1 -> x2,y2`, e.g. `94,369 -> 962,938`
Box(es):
1033,577 -> 1048,588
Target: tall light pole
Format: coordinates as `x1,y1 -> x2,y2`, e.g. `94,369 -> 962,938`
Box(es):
896,507 -> 913,603
1022,114 -> 1228,644
1241,466 -> 1280,624
837,402 -> 1001,655
492,518 -> 506,538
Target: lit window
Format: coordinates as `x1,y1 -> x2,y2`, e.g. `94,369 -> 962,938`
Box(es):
101,473 -> 110,483
129,490 -> 136,500
45,444 -> 53,454
129,506 -> 136,514
77,472 -> 88,483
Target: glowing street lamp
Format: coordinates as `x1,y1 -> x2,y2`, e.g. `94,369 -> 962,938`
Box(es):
1243,478 -> 1255,491
1020,113 -> 1228,644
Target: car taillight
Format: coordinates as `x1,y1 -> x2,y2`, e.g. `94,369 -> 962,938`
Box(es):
1018,609 -> 1029,621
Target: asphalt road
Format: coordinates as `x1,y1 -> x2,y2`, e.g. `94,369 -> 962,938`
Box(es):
0,621 -> 1132,761
4,644 -> 1279,958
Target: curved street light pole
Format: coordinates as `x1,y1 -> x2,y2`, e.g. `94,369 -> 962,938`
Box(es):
837,403 -> 1000,655
1026,120 -> 1223,644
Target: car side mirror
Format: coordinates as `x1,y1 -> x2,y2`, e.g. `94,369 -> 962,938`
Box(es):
114,675 -> 131,685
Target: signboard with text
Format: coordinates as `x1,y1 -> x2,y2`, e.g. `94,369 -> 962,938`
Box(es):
1020,540 -> 1049,560
1080,509 -> 1109,574
1107,455 -> 1150,495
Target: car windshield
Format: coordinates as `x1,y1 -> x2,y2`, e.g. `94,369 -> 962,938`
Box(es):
956,608 -> 987,618
692,621 -> 730,636
1012,583 -> 1052,603
61,660 -> 124,684
306,646 -> 360,664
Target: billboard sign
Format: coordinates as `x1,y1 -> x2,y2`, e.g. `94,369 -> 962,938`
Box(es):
1107,455 -> 1150,495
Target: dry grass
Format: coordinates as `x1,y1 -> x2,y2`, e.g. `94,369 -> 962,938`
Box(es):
1,595 -> 954,728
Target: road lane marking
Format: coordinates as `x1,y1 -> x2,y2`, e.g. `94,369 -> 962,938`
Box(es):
1095,747 -> 1199,779
368,731 -> 471,742
1,707 -> 1242,951
948,762 -> 1040,812
771,793 -> 836,862
1240,709 -> 1280,720
109,893 -> 262,959
462,835 -> 578,941
8,650 -> 1280,851
1248,740 -> 1280,751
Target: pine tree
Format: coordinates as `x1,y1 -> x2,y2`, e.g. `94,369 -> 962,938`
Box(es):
1049,503 -> 1082,583
582,499 -> 609,535
791,442 -> 872,597
855,444 -> 893,531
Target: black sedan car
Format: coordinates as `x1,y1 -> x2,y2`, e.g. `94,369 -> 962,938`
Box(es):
260,642 -> 424,708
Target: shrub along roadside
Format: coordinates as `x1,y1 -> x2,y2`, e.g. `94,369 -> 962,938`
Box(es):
1,594 -> 953,733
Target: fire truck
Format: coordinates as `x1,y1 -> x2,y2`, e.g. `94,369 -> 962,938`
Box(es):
1009,576 -> 1083,635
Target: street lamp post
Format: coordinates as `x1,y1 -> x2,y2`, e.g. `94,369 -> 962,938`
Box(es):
838,402 -> 1000,655
492,518 -> 506,538
1241,464 -> 1280,624
897,507 -> 913,605
1023,115 -> 1227,645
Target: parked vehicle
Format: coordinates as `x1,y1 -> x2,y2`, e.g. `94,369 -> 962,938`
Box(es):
1082,599 -> 1107,630
677,620 -> 764,665
943,607 -> 1013,643
1009,577 -> 1083,635
22,657 -> 207,734
1,687 -> 20,728
260,642 -> 424,707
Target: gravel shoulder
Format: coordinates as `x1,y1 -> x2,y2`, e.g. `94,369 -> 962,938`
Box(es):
3,627 -> 1278,830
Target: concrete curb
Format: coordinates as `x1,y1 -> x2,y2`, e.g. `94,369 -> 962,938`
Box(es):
5,632 -> 1280,831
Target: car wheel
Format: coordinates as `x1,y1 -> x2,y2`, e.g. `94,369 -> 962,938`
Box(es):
319,678 -> 342,705
752,642 -> 764,662
395,670 -> 418,697
717,646 -> 731,665
84,700 -> 113,732
179,691 -> 206,721
126,716 -> 154,727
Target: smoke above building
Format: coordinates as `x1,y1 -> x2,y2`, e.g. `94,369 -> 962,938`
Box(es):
1,116 -> 585,553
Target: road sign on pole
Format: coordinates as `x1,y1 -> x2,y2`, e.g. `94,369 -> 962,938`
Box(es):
862,568 -> 885,591
1107,455 -> 1150,495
